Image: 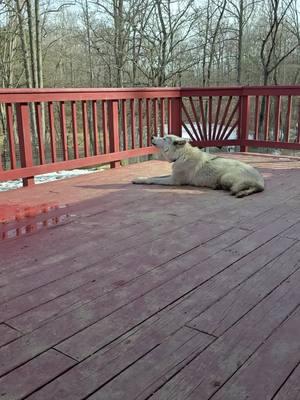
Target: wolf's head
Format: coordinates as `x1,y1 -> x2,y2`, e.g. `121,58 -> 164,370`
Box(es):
151,135 -> 189,162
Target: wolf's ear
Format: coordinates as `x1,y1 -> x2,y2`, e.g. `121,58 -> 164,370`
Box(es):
173,138 -> 187,146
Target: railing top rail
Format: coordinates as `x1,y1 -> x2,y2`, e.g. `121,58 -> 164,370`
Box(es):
181,87 -> 243,96
181,85 -> 300,96
0,87 -> 182,94
1,85 -> 300,103
0,87 -> 182,103
242,85 -> 300,96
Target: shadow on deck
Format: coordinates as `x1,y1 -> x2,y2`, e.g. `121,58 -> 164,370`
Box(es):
0,153 -> 300,400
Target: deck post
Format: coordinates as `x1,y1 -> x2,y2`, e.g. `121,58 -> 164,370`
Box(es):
240,94 -> 249,152
107,99 -> 121,168
169,97 -> 182,137
16,102 -> 35,186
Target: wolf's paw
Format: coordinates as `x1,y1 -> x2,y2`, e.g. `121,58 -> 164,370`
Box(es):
132,177 -> 148,184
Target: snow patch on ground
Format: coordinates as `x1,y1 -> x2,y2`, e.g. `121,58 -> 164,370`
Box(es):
0,168 -> 99,192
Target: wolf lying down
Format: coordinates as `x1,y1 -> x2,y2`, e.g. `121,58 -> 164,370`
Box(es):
132,135 -> 264,198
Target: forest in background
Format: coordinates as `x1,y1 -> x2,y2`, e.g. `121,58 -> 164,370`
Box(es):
0,0 -> 300,90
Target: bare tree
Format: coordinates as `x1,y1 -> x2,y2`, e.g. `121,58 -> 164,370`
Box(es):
226,0 -> 260,84
0,1 -> 19,165
92,0 -> 129,87
259,0 -> 300,86
258,0 -> 300,132
0,0 -> 299,90
35,0 -> 43,88
195,0 -> 227,87
15,0 -> 33,87
0,1 -> 19,88
136,0 -> 197,86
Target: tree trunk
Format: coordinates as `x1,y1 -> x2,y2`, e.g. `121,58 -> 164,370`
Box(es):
258,70 -> 269,135
84,0 -> 94,87
237,0 -> 244,84
35,0 -> 43,88
26,0 -> 38,87
15,0 -> 32,87
113,0 -> 125,87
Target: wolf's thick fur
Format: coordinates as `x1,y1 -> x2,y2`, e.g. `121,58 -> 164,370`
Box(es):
132,135 -> 264,198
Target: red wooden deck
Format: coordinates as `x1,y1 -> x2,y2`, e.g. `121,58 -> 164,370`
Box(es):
0,154 -> 300,400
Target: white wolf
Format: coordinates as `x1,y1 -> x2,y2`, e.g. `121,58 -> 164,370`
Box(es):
132,135 -> 264,198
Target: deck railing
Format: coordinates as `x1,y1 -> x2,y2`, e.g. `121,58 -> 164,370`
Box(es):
0,86 -> 300,186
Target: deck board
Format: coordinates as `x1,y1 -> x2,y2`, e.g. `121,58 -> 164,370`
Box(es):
0,323 -> 21,347
0,154 -> 299,399
5,227 -> 247,332
273,363 -> 300,400
210,307 -> 300,400
87,327 -> 213,400
187,241 -> 300,336
0,350 -> 76,400
150,269 -> 300,400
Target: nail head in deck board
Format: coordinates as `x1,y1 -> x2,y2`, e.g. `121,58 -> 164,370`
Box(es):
272,363 -> 300,400
0,349 -> 76,400
187,241 -> 300,336
0,324 -> 21,347
55,235 -> 293,361
6,228 -> 249,332
210,307 -> 300,400
150,268 -> 300,400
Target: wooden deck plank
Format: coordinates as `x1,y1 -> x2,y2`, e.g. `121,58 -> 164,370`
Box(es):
0,155 -> 299,399
210,307 -> 300,400
1,218 -> 229,309
157,238 -> 296,325
5,228 -> 248,331
0,324 -> 21,347
26,326 -> 213,400
1,170 -> 297,288
0,207 -> 187,285
1,156 -> 298,273
0,186 -> 236,282
1,190 -> 295,291
87,328 -> 213,400
0,212 -> 183,285
0,224 -> 241,376
272,363 -> 300,400
199,187 -> 300,227
0,219 -> 292,377
0,349 -> 76,400
0,180 -> 239,278
238,198 -> 300,231
187,241 -> 300,336
0,218 -> 227,304
281,222 -> 300,240
55,229 -> 295,361
150,268 -> 300,400
0,161 -> 173,260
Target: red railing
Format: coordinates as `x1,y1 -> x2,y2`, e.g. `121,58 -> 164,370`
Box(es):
181,86 -> 300,151
0,86 -> 300,186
